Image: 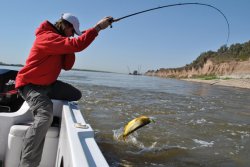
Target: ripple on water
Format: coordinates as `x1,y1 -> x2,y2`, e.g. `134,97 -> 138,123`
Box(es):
64,73 -> 250,167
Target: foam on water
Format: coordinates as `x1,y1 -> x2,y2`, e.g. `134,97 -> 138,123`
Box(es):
58,70 -> 250,167
192,139 -> 214,148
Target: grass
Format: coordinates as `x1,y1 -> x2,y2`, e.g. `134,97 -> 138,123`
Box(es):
222,77 -> 231,80
193,75 -> 233,80
195,75 -> 219,80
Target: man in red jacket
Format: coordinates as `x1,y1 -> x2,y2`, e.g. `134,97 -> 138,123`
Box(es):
16,13 -> 113,167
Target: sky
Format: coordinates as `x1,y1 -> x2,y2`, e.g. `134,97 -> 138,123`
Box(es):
0,0 -> 250,74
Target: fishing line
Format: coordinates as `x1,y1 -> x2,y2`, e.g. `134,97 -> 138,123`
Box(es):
111,2 -> 230,45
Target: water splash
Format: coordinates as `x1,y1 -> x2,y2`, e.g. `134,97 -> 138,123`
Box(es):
193,139 -> 214,148
114,127 -> 151,151
113,128 -> 140,143
113,128 -> 187,156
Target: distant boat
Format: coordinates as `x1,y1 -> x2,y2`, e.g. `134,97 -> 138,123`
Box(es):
129,70 -> 142,75
128,65 -> 142,75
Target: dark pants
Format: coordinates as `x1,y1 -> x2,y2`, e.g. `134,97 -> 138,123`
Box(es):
18,80 -> 81,167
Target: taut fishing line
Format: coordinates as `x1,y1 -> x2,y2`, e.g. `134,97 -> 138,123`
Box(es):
111,2 -> 230,45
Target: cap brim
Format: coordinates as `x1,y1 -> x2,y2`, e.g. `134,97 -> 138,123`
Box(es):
75,29 -> 82,36
73,26 -> 82,36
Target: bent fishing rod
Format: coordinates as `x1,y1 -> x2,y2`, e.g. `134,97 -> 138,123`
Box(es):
110,2 -> 230,45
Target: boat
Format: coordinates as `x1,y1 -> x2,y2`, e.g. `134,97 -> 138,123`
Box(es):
0,69 -> 109,167
127,66 -> 142,75
129,70 -> 142,75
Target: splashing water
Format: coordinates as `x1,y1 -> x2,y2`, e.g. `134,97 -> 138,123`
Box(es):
59,71 -> 250,167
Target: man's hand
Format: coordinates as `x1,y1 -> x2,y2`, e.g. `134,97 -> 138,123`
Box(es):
94,16 -> 113,32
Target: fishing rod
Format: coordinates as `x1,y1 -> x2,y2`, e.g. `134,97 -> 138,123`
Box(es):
110,2 -> 230,45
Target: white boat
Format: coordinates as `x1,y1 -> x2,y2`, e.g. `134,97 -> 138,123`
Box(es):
0,69 -> 109,167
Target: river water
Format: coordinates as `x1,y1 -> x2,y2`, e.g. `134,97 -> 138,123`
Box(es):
59,70 -> 250,167
2,65 -> 249,167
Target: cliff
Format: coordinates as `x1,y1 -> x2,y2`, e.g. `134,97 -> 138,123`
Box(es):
145,59 -> 250,78
145,40 -> 250,79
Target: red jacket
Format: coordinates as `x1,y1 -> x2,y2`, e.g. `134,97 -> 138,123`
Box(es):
15,20 -> 98,88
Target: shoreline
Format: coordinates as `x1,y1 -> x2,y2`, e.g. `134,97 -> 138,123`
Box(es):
182,78 -> 250,89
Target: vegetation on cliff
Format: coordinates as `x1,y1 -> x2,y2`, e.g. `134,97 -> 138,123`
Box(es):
188,40 -> 250,70
147,40 -> 250,74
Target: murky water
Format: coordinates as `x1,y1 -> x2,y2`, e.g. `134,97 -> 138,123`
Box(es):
61,70 -> 250,167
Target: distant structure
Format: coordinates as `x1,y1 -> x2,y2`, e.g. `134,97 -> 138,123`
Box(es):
127,66 -> 142,75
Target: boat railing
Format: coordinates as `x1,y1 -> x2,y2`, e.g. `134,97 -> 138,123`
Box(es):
56,101 -> 109,167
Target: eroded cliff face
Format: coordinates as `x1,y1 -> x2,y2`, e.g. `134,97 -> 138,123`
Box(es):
145,59 -> 250,78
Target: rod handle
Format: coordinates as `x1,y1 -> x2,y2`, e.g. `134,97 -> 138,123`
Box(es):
109,18 -> 120,28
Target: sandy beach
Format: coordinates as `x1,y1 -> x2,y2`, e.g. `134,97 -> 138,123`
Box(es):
182,78 -> 250,89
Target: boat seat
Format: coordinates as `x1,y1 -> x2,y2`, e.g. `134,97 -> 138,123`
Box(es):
4,125 -> 59,167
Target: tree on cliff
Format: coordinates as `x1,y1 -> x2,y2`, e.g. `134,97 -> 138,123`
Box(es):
189,40 -> 250,69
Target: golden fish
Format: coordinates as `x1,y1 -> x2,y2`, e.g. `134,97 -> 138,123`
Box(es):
122,115 -> 154,139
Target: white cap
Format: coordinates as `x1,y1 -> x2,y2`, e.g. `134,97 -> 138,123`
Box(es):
61,13 -> 82,36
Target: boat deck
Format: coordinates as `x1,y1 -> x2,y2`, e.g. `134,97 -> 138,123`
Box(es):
0,100 -> 109,167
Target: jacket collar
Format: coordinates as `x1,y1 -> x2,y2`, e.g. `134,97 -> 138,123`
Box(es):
35,20 -> 63,36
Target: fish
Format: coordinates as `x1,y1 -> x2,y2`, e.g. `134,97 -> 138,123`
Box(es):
122,115 -> 154,139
